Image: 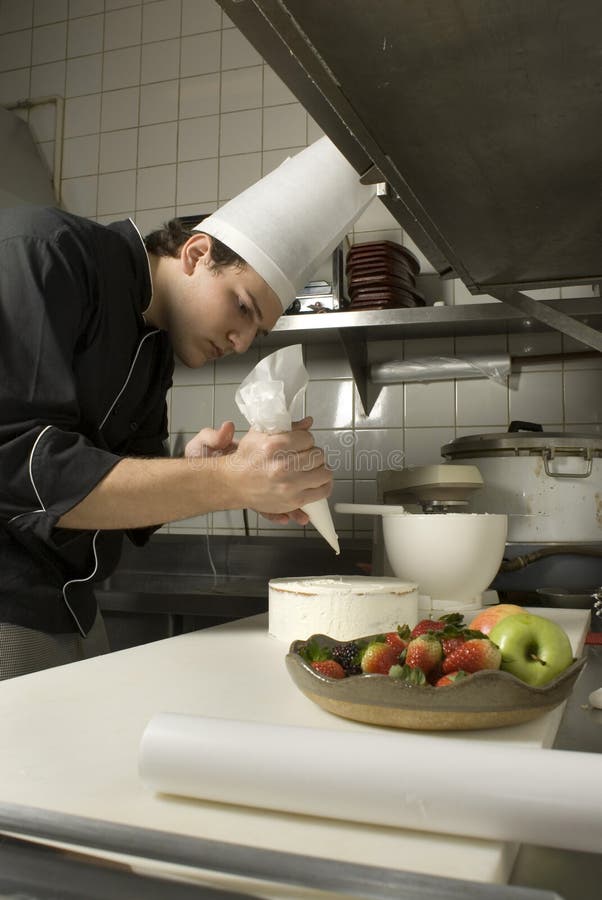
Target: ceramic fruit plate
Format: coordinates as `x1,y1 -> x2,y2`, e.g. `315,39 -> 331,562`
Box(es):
286,634 -> 586,731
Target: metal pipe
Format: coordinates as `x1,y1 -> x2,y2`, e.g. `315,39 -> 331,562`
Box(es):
501,545 -> 602,572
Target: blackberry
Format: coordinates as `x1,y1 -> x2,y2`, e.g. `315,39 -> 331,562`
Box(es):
331,641 -> 361,673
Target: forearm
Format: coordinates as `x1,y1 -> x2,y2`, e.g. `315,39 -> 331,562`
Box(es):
57,456 -> 238,530
56,427 -> 333,531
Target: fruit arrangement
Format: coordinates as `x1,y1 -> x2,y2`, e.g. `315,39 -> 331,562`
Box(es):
298,605 -> 575,688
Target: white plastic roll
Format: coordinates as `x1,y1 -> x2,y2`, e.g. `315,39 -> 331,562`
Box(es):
370,353 -> 511,386
139,714 -> 602,853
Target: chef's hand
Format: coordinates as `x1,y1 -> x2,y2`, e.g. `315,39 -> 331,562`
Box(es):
259,508 -> 311,526
256,417 -> 313,523
185,421 -> 237,458
224,416 -> 332,516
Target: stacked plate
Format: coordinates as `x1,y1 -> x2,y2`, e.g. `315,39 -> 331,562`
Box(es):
346,240 -> 423,309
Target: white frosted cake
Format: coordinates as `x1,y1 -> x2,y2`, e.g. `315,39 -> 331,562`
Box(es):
268,576 -> 419,645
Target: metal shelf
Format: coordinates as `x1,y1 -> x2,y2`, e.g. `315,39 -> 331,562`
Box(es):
261,298 -> 602,347
259,298 -> 602,415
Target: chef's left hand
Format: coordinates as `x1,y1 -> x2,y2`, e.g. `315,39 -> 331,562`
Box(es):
185,421 -> 237,458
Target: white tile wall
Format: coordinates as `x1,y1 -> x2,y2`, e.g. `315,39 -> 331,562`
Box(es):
0,0 -> 33,34
140,38 -> 178,84
34,1 -> 68,27
99,127 -> 138,172
2,1 -> 599,535
177,114 -> 218,160
66,53 -> 102,96
103,45 -> 141,91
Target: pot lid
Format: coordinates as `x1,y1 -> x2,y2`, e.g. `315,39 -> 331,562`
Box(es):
442,430 -> 602,458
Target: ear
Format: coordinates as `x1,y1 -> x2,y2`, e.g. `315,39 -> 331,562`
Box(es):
180,232 -> 212,275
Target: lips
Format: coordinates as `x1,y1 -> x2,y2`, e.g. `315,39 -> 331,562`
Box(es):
209,342 -> 224,359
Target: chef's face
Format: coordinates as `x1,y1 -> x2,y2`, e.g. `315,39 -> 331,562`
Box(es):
170,234 -> 282,368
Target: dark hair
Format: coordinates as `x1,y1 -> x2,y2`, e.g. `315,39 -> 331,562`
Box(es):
143,218 -> 246,272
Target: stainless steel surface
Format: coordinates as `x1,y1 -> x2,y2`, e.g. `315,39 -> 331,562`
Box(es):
442,428 -> 602,543
261,298 -> 602,345
443,431 -> 602,458
552,645 -> 602,754
220,0 -> 602,304
535,586 -> 602,610
0,802 -> 564,900
491,288 -> 602,352
0,833 -> 244,900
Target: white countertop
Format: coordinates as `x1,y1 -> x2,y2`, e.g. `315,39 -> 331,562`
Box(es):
0,608 -> 590,894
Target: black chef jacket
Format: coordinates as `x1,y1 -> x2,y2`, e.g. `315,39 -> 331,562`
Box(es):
0,206 -> 174,636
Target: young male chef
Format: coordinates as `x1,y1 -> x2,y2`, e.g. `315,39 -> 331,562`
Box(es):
0,136 -> 376,678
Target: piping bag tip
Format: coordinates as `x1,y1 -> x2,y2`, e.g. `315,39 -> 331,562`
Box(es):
302,498 -> 340,555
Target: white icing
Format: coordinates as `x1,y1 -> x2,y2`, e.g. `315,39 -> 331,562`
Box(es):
268,575 -> 418,644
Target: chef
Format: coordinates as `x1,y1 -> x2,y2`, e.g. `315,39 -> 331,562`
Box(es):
0,136 -> 376,679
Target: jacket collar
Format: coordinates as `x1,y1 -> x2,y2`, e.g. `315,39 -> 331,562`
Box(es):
106,218 -> 153,319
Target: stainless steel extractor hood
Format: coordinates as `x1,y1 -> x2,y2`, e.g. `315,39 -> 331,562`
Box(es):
0,105 -> 56,209
217,0 -> 602,350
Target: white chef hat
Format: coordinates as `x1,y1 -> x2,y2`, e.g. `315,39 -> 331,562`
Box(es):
194,136 -> 376,310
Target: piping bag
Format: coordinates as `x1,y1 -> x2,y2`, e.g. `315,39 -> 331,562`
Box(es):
235,345 -> 339,554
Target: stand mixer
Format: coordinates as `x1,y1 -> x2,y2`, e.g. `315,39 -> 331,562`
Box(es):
336,465 -> 508,618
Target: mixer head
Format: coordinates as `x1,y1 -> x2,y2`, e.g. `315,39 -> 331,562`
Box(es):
378,465 -> 484,514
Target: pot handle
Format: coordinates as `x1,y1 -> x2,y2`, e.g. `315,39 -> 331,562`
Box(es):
543,447 -> 593,479
508,420 -> 544,433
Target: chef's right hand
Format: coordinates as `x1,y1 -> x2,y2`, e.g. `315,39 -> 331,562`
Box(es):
222,416 -> 333,514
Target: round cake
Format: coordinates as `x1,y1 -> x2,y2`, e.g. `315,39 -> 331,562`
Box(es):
268,576 -> 419,645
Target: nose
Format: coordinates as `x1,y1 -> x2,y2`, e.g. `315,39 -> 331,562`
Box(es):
226,323 -> 257,354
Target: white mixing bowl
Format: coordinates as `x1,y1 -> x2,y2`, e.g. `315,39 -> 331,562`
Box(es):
381,513 -> 508,602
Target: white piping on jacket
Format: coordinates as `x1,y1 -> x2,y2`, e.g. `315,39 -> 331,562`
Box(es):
98,329 -> 159,431
62,529 -> 100,637
5,423 -> 91,635
28,424 -> 52,510
6,424 -> 53,524
128,217 -> 154,316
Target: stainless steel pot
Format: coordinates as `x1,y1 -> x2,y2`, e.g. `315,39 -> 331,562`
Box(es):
441,424 -> 602,543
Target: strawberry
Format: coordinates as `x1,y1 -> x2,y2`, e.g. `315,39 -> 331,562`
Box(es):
361,641 -> 401,675
435,670 -> 468,687
311,659 -> 346,679
410,612 -> 464,639
298,640 -> 347,678
405,634 -> 443,675
441,635 -> 466,657
385,624 -> 411,652
410,618 -> 445,639
442,638 -> 502,674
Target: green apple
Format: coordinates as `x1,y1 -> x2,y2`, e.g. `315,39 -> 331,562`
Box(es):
489,613 -> 573,686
